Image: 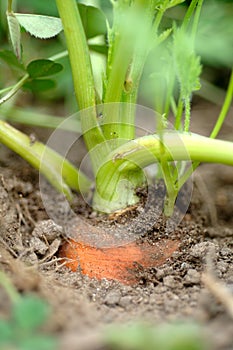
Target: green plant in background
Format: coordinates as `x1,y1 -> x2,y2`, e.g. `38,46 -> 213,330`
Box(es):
105,322 -> 208,350
0,0 -> 232,215
0,271 -> 56,350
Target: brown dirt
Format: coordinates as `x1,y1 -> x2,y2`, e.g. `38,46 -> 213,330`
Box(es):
0,102 -> 233,350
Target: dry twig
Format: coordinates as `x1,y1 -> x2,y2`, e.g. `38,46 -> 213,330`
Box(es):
202,272 -> 233,319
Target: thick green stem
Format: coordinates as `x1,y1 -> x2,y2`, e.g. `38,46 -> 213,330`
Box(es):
0,106 -> 81,131
56,0 -> 108,172
104,3 -> 133,105
0,121 -> 91,198
163,190 -> 178,217
160,160 -> 178,217
102,5 -> 136,141
103,1 -> 155,142
111,133 -> 233,167
104,38 -> 132,105
94,132 -> 233,212
157,117 -> 178,216
93,166 -> 145,212
56,0 -> 95,110
7,0 -> 13,12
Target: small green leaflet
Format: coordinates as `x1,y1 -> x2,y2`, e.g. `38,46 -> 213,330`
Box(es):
13,296 -> 50,332
27,59 -> 63,78
173,28 -> 202,99
158,28 -> 172,44
6,12 -> 21,59
78,4 -> 107,39
0,320 -> 13,343
17,336 -> 57,350
0,50 -> 25,73
13,5 -> 106,41
24,59 -> 63,92
0,295 -> 57,350
89,44 -> 108,55
167,0 -> 185,8
23,79 -> 56,92
157,0 -> 185,11
14,13 -> 63,39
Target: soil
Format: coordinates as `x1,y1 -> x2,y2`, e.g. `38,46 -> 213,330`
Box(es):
0,101 -> 233,350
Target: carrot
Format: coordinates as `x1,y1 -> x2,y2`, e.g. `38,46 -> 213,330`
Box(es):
60,237 -> 179,285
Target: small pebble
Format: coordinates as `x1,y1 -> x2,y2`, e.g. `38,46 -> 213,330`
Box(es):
219,247 -> 232,257
24,252 -> 38,265
190,242 -> 216,259
104,291 -> 121,306
154,285 -> 167,294
30,236 -> 48,255
184,269 -> 200,285
118,296 -> 132,308
32,220 -> 63,242
163,276 -> 183,289
217,261 -> 228,273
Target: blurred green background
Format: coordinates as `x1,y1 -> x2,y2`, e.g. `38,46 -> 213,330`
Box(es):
0,0 -> 232,114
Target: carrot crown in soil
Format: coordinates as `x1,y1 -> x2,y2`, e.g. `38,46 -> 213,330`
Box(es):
0,0 -> 232,216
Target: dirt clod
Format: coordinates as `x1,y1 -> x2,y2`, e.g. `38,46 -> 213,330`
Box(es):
104,291 -> 121,306
184,269 -> 201,285
32,219 -> 63,242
